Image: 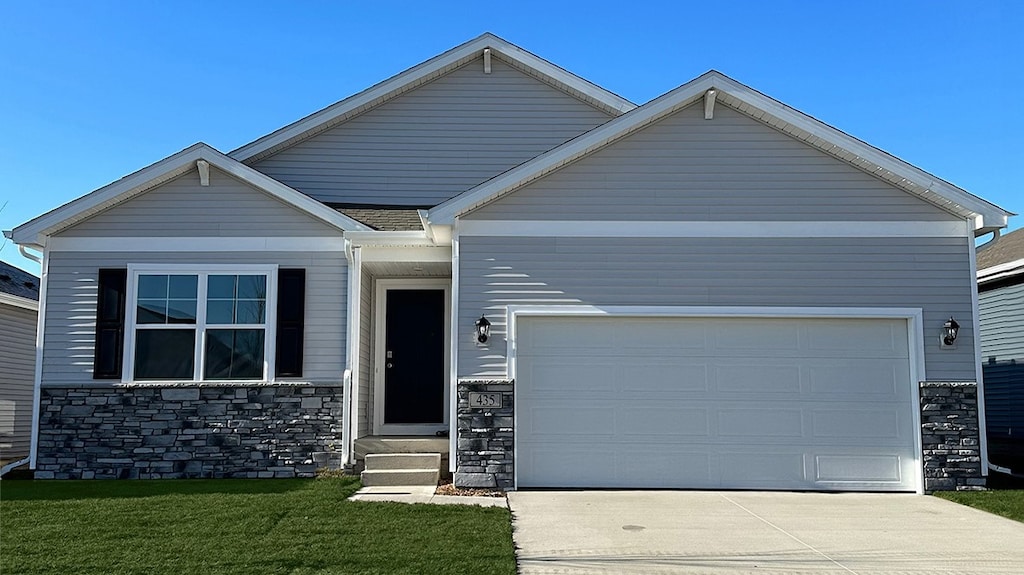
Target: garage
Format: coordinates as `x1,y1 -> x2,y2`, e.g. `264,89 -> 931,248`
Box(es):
514,315 -> 920,491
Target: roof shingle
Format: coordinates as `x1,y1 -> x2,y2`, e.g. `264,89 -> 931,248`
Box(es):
0,261 -> 40,301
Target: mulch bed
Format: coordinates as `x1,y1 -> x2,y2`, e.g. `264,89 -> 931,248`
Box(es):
435,480 -> 506,498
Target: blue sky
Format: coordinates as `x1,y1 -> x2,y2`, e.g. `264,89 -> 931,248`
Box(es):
1,1 -> 1020,274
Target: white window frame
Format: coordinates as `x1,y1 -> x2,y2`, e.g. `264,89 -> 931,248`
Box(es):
123,264 -> 279,383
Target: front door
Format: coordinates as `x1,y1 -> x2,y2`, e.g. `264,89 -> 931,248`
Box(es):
380,288 -> 446,433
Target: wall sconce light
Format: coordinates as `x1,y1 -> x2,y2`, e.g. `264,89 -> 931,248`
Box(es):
941,316 -> 960,347
475,315 -> 491,344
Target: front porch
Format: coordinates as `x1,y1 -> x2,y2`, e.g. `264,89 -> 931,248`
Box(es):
353,436 -> 450,486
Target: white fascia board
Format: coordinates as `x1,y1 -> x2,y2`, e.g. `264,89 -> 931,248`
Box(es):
230,33 -> 635,163
456,219 -> 969,238
10,144 -> 370,246
343,230 -> 439,247
430,75 -> 716,224
0,292 -> 39,311
977,257 -> 1024,283
47,236 -> 347,252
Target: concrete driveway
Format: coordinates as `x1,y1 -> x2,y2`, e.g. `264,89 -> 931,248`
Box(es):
508,491 -> 1024,574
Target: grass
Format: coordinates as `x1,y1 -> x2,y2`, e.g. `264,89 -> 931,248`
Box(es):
0,477 -> 516,574
935,490 -> 1024,523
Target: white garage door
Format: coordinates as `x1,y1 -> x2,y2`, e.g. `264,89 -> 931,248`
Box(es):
515,316 -> 919,491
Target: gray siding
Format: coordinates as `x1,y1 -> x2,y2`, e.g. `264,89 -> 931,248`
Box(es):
979,282 -> 1024,362
0,303 -> 37,460
58,167 -> 339,237
979,281 -> 1024,438
458,236 -> 976,380
466,104 -> 958,222
357,270 -> 374,437
251,56 -> 614,206
42,251 -> 346,386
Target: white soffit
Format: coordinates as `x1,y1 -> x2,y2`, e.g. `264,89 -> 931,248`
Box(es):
430,71 -> 1012,233
229,33 -> 636,163
9,143 -> 370,247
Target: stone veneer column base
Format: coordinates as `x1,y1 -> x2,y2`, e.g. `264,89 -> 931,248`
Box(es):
920,381 -> 985,492
455,380 -> 514,489
36,383 -> 343,479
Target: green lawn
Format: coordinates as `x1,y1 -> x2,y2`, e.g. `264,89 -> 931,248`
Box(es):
935,490 -> 1024,523
0,477 -> 515,575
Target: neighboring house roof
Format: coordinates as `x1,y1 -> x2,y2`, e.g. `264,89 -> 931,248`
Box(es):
230,33 -> 637,164
0,261 -> 40,309
430,70 -> 1012,234
6,143 -> 372,248
331,206 -> 426,231
977,227 -> 1024,286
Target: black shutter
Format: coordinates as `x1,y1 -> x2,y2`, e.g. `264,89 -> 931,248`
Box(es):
93,268 -> 127,379
275,268 -> 306,377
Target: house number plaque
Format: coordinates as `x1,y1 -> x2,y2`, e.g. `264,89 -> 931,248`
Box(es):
468,392 -> 502,409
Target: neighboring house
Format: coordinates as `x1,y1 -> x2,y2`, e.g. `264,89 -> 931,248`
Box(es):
4,34 -> 1013,492
0,261 -> 40,466
977,228 -> 1024,471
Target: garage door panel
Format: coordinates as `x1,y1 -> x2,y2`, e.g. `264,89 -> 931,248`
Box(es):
815,454 -> 903,482
811,409 -> 903,440
624,365 -> 709,392
719,453 -> 807,483
515,316 -> 918,491
715,364 -> 803,393
619,407 -> 710,436
718,408 -> 804,437
526,406 -> 613,435
808,363 -> 907,396
806,321 -> 908,355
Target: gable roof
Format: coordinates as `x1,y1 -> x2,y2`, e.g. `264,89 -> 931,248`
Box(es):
0,261 -> 39,301
429,71 -> 1012,234
6,143 -> 371,247
229,33 -> 636,164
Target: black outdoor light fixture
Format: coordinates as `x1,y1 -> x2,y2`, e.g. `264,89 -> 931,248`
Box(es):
941,316 -> 960,346
475,315 -> 491,344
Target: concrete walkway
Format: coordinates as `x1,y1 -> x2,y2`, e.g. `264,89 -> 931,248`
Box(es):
508,491 -> 1024,574
348,485 -> 508,508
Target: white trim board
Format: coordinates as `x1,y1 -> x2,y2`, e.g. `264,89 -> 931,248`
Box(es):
457,220 -> 970,238
0,292 -> 39,311
47,236 -> 347,252
372,278 -> 452,436
968,224 -> 990,475
503,304 -> 927,494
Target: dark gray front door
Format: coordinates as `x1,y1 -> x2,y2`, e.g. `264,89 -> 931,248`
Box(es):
383,289 -> 445,424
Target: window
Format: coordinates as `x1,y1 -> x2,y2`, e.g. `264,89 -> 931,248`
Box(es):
126,266 -> 276,381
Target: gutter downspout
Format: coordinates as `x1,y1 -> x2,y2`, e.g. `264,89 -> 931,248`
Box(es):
25,243 -> 48,471
342,239 -> 362,466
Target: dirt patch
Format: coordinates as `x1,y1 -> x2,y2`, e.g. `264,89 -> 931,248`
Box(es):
435,480 -> 506,498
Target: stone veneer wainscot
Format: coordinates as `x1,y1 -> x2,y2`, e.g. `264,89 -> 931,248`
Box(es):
36,383 -> 343,479
455,379 -> 514,489
919,381 -> 985,491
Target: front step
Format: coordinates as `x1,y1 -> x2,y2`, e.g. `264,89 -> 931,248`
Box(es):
360,452 -> 441,486
364,453 -> 441,471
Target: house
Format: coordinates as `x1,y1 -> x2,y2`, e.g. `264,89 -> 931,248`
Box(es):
0,261 -> 40,471
977,228 -> 1024,473
5,34 -> 1012,492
